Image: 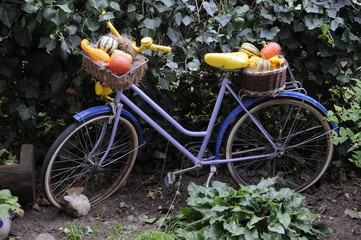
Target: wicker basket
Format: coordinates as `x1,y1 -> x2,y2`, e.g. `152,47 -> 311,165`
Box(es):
81,52 -> 148,90
240,60 -> 288,96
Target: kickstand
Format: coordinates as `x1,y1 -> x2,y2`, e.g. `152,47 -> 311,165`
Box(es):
205,165 -> 217,187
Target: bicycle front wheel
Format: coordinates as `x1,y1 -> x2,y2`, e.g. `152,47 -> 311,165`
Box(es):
41,114 -> 139,209
225,97 -> 334,192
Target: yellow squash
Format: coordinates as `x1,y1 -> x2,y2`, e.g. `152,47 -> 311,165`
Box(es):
204,52 -> 249,69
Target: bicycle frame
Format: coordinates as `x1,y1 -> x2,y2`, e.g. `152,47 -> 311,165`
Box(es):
112,76 -> 281,169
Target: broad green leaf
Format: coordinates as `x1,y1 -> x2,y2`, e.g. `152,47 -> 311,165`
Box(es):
16,104 -> 36,121
202,1 -> 217,17
86,19 -> 100,31
23,2 -> 40,14
65,25 -> 77,35
19,78 -> 39,98
167,27 -> 181,42
127,4 -> 136,12
224,220 -> 244,236
174,12 -> 182,26
143,17 -> 161,30
259,27 -> 280,40
162,0 -> 175,7
182,15 -> 193,26
268,223 -> 285,234
0,4 -> 18,28
110,1 -> 120,11
43,7 -> 56,20
215,14 -> 231,27
56,3 -> 72,13
51,72 -> 67,93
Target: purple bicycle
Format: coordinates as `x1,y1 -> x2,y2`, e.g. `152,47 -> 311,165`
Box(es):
41,29 -> 336,210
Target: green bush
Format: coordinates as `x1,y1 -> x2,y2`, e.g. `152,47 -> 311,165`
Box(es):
328,77 -> 361,167
1,0 -> 361,157
167,178 -> 324,240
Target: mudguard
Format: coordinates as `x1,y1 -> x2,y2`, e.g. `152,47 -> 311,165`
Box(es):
73,105 -> 144,141
215,91 -> 337,159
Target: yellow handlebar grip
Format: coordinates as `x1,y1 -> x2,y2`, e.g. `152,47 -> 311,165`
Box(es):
149,44 -> 172,53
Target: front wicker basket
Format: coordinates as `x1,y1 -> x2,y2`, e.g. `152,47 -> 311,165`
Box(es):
240,60 -> 288,97
81,52 -> 148,90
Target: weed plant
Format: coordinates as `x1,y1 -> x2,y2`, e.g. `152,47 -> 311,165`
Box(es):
167,178 -> 325,240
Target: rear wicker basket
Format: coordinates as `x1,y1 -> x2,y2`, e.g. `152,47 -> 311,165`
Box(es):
240,60 -> 288,96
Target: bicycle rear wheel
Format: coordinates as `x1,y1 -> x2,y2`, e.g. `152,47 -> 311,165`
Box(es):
41,114 -> 139,209
225,97 -> 334,192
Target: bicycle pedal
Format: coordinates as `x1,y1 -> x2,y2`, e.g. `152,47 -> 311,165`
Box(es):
164,172 -> 176,186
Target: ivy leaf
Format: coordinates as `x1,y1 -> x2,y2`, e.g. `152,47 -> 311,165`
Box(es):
143,17 -> 161,30
51,72 -> 67,93
16,104 -> 36,121
174,12 -> 182,26
65,25 -> 77,35
0,4 -> 18,28
162,0 -> 175,7
19,78 -> 39,98
202,1 -> 217,17
215,14 -> 231,27
110,1 -> 120,11
260,27 -> 280,40
127,4 -> 136,12
182,15 -> 193,26
86,19 -> 100,32
56,3 -> 72,13
167,27 -> 181,42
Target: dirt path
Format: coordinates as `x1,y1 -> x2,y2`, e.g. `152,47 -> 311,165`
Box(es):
9,167 -> 361,240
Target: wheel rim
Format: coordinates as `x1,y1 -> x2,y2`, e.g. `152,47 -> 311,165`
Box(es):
44,116 -> 138,209
226,98 -> 333,192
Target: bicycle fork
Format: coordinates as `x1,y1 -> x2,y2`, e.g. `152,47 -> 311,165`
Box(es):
86,101 -> 123,167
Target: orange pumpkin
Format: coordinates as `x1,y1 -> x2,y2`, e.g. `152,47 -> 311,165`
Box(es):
106,55 -> 131,75
260,41 -> 281,59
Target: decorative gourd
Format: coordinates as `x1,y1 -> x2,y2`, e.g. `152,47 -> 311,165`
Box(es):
97,36 -> 118,54
247,56 -> 261,68
268,55 -> 286,69
111,50 -> 133,63
239,43 -> 260,57
251,57 -> 271,71
81,39 -> 110,63
106,55 -> 131,74
260,41 -> 281,59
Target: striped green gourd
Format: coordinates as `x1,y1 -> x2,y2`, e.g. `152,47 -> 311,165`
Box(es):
239,42 -> 260,57
251,58 -> 271,71
97,36 -> 118,54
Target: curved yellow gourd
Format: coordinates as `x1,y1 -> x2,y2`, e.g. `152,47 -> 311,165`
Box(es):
204,52 -> 249,69
81,39 -> 110,63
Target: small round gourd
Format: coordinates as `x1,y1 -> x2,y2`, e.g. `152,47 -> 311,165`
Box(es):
260,41 -> 281,59
97,36 -> 118,55
251,57 -> 271,71
239,42 -> 260,57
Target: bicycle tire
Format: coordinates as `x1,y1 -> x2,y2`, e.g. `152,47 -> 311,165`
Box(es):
225,97 -> 334,192
41,114 -> 139,209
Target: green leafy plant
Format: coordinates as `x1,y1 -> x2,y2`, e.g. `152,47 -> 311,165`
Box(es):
328,77 -> 361,167
0,189 -> 21,220
167,178 -> 325,240
0,149 -> 18,165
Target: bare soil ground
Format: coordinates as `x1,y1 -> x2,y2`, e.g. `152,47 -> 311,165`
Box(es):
8,161 -> 361,240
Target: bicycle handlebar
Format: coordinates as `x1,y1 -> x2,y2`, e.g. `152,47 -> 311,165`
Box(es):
101,11 -> 172,53
131,37 -> 172,53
